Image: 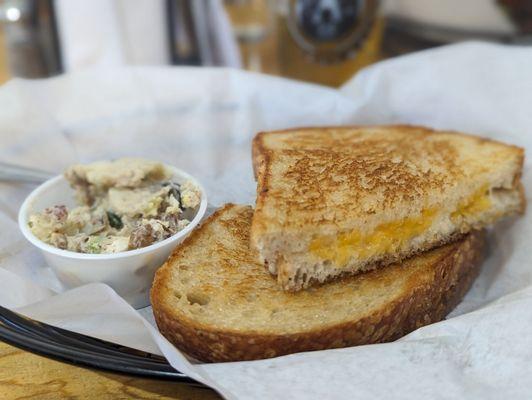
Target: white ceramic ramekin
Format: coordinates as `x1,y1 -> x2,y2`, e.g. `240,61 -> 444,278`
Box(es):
18,165 -> 207,309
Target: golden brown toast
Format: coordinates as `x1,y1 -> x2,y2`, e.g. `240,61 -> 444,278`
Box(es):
251,125 -> 524,290
151,204 -> 485,362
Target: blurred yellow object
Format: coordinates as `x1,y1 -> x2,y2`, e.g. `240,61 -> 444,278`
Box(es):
276,0 -> 383,87
0,25 -> 9,84
225,0 -> 383,87
278,17 -> 383,87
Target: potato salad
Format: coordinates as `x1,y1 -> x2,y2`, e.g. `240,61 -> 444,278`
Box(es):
28,158 -> 201,254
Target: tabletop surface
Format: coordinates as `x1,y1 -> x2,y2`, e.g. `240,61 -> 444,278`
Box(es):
0,341 -> 221,400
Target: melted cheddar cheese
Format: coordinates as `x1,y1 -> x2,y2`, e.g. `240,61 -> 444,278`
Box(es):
309,186 -> 492,267
451,185 -> 491,220
309,208 -> 436,266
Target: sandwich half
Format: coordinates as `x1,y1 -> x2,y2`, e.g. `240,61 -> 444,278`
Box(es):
151,204 -> 485,362
251,125 -> 524,291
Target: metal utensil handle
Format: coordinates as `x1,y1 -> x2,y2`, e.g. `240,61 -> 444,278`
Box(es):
0,162 -> 55,184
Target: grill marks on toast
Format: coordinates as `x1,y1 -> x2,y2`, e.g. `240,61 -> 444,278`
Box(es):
256,128 -> 479,225
282,140 -> 460,213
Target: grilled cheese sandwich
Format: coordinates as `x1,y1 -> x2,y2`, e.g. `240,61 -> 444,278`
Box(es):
151,204 -> 486,362
251,125 -> 524,291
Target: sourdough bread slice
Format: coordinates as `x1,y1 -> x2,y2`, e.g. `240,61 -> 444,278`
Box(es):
151,204 -> 485,362
251,125 -> 523,290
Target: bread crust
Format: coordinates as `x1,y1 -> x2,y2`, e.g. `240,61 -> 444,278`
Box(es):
151,204 -> 485,363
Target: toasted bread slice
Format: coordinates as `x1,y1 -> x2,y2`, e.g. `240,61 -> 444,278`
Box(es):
151,204 -> 485,362
251,125 -> 523,291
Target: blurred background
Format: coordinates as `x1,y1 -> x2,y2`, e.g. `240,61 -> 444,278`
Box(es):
0,0 -> 530,87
